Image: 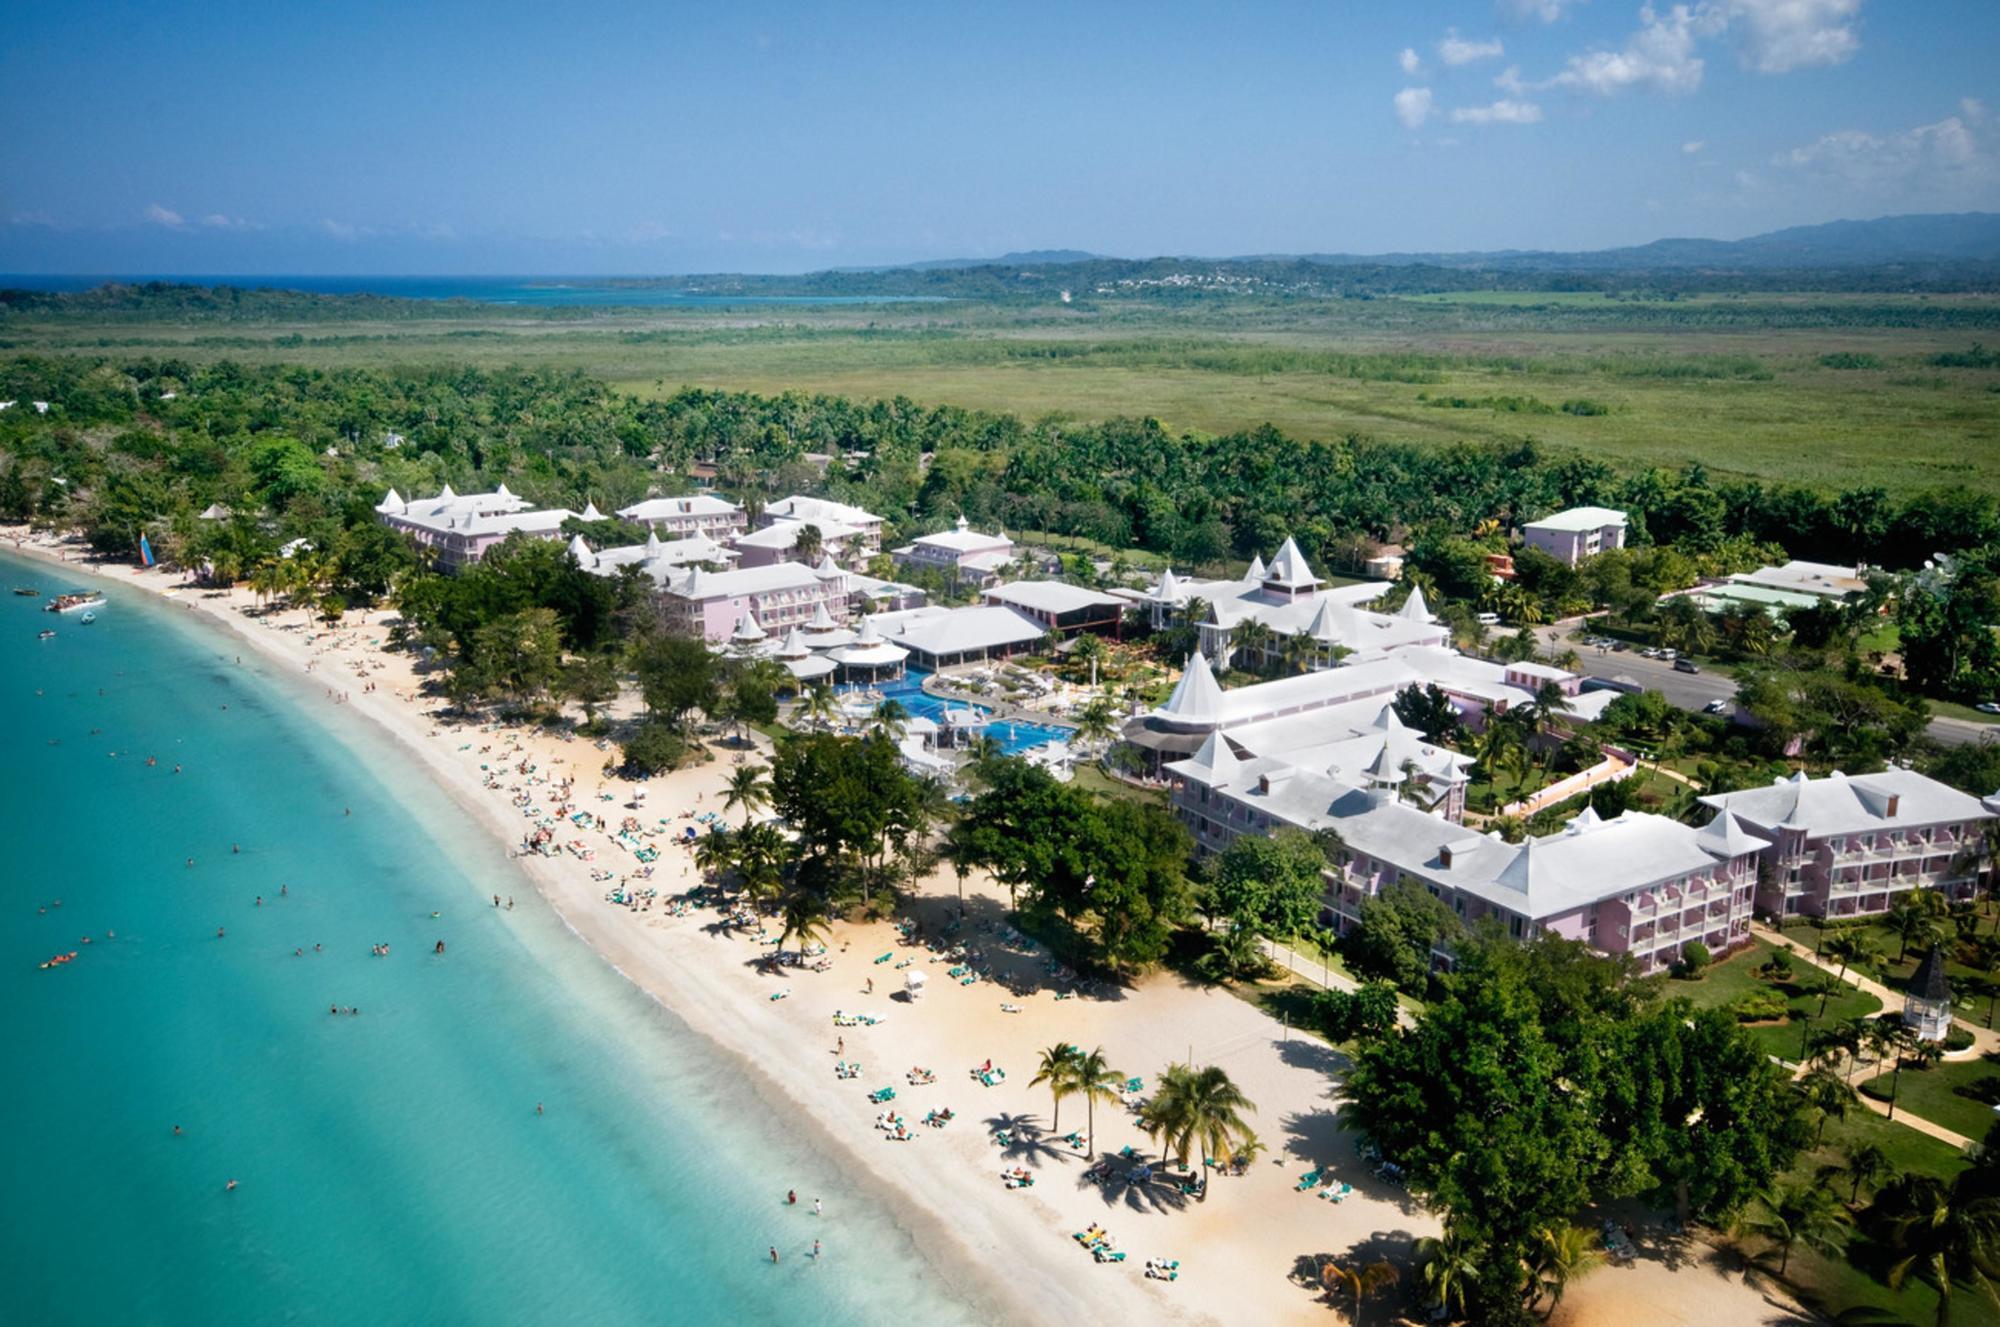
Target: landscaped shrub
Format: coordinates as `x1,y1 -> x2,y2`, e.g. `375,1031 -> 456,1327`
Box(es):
1730,988 -> 1790,1023
1677,940 -> 1712,977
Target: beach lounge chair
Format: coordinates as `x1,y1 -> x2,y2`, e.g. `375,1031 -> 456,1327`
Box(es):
874,951 -> 894,964
1296,1169 -> 1321,1191
868,1087 -> 896,1104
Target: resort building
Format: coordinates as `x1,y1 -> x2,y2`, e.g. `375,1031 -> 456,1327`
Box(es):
879,604 -> 1052,670
660,561 -> 851,642
1129,539 -> 1445,669
982,581 -> 1126,637
1724,560 -> 1872,602
615,494 -> 748,541
1697,769 -> 1992,920
733,516 -> 873,570
757,496 -> 885,560
892,516 -> 1016,588
569,531 -> 737,586
376,485 -> 574,570
1165,730 -> 1759,973
1521,506 -> 1628,566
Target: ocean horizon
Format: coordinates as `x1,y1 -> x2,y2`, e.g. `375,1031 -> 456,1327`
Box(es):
0,275 -> 943,307
0,553 -> 977,1325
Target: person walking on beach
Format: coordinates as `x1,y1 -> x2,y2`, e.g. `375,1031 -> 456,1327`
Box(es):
813,1197 -> 822,1218
811,1239 -> 821,1260
769,1246 -> 780,1265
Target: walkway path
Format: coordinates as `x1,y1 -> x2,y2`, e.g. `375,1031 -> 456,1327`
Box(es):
1751,922 -> 1999,1057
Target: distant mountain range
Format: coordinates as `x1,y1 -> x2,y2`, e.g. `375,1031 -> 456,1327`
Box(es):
889,213 -> 2000,274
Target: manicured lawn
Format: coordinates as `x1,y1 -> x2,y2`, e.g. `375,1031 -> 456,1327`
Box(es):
1757,1106 -> 1979,1327
1861,1052 -> 2000,1142
1671,939 -> 1882,1064
1069,762 -> 1166,809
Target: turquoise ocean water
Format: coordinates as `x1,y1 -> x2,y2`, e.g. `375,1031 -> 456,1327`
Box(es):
0,555 -> 976,1326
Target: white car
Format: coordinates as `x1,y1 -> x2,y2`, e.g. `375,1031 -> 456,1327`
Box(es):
1977,701 -> 2000,716
1704,699 -> 1732,715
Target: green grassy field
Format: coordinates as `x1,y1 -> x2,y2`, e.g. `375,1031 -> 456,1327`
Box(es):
1672,939 -> 1883,1063
1862,1052 -> 2000,1140
5,290 -> 1998,494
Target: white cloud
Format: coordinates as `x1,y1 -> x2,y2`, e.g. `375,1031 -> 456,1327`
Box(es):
1547,4 -> 1705,96
625,220 -> 672,243
1450,98 -> 1545,124
1495,65 -> 1529,94
1439,30 -> 1506,64
1394,86 -> 1435,129
1682,139 -> 1706,153
1711,0 -> 1859,74
144,203 -> 186,228
1502,0 -> 1588,20
321,218 -> 359,240
1399,46 -> 1422,75
1782,112 -> 1988,195
200,213 -> 260,231
1963,97 -> 1987,122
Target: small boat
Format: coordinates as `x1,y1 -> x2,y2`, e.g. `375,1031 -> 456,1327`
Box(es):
79,611 -> 97,625
12,587 -> 38,596
44,592 -> 105,614
38,629 -> 56,640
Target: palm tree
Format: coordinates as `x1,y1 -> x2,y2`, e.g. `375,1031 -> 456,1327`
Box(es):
1878,1021 -> 1920,1121
792,523 -> 825,566
1890,891 -> 1950,962
798,683 -> 838,732
1413,1230 -> 1479,1323
1069,1046 -> 1125,1158
248,559 -> 285,612
1750,1182 -> 1850,1276
872,697 -> 909,743
1136,1063 -> 1258,1190
1319,1259 -> 1399,1324
1531,1222 -> 1604,1315
1029,1043 -> 1079,1132
734,821 -> 787,903
1823,930 -> 1879,985
1072,697 -> 1118,757
1878,1171 -> 2000,1326
722,763 -> 771,829
1843,1141 -> 1893,1205
1798,1066 -> 1858,1145
694,825 -> 737,886
774,890 -> 830,972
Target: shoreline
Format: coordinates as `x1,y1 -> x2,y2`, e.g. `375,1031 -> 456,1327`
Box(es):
4,533 -> 1815,1327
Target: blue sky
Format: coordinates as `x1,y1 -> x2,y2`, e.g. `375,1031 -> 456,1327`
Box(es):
2,0 -> 1995,274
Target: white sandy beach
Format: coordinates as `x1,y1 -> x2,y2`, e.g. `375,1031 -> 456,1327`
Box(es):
4,531 -> 1818,1327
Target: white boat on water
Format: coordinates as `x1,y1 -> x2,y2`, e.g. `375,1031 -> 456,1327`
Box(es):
44,592 -> 105,614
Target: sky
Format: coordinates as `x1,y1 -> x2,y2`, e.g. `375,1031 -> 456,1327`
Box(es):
2,0 -> 1996,275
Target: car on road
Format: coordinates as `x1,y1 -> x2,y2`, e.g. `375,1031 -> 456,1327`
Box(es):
1704,698 -> 1731,715
1641,647 -> 1661,659
1476,612 -> 1501,626
1610,641 -> 1629,652
1977,701 -> 2000,715
1674,658 -> 1700,674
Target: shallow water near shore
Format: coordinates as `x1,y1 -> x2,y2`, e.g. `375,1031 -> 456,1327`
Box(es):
0,554 -> 976,1326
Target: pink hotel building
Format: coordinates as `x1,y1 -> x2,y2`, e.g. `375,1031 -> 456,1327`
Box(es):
658,561 -> 852,641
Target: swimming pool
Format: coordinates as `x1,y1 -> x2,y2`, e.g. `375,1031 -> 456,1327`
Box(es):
842,670 -> 1073,756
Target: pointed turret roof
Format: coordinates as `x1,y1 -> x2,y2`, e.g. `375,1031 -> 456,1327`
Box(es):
776,627 -> 811,659
376,487 -> 404,513
680,566 -> 705,597
1262,536 -> 1321,589
1370,702 -> 1408,733
731,611 -> 767,643
807,602 -> 836,631
1304,597 -> 1353,643
495,481 -> 513,499
1566,805 -> 1603,834
1160,652 -> 1226,725
581,500 -> 603,521
1401,584 -> 1431,622
1695,809 -> 1767,859
1245,553 -> 1267,582
1362,744 -> 1407,784
1495,837 -> 1539,894
1184,731 -> 1242,784
437,482 -> 457,501
1909,944 -> 1952,1004
1156,568 -> 1181,601
815,554 -> 844,578
567,534 -> 595,567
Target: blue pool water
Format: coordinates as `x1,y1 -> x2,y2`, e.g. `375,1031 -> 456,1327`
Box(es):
849,670 -> 1073,756
0,555 -> 976,1326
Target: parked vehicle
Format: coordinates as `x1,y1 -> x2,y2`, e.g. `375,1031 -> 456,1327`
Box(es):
1976,701 -> 2000,715
1673,658 -> 1699,674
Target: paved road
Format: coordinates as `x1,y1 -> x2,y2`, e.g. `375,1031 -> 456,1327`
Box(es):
1534,623 -> 1998,749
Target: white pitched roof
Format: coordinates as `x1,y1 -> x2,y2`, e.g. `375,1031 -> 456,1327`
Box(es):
1160,653 -> 1227,724
617,494 -> 743,521
1524,506 -> 1628,533
1262,537 -> 1320,589
984,581 -> 1124,615
887,605 -> 1048,658
1401,584 -> 1431,622
568,534 -> 596,567
1245,554 -> 1267,581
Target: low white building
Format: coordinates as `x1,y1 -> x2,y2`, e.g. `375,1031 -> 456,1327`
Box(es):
616,494 -> 747,541
758,496 -> 885,560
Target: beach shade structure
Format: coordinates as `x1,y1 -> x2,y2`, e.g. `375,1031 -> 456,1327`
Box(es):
784,653 -> 838,683
828,618 -> 910,683
905,969 -> 928,1000
799,601 -> 857,651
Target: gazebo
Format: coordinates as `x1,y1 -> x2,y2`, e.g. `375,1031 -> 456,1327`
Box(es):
1903,944 -> 1953,1042
828,618 -> 909,683
799,601 -> 856,651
